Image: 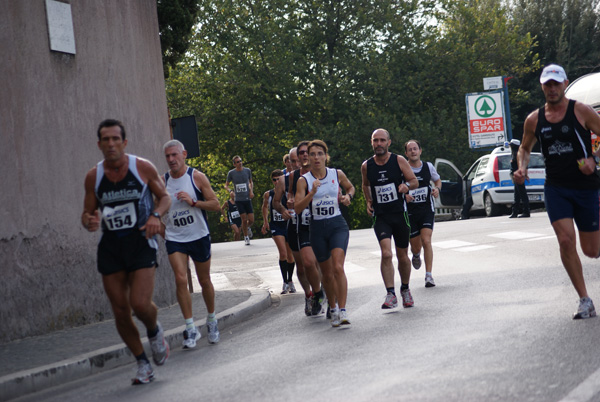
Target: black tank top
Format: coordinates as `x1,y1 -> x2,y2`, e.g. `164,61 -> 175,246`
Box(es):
95,156 -> 153,235
366,153 -> 407,215
268,189 -> 286,226
291,168 -> 311,229
406,161 -> 433,213
226,200 -> 240,222
535,99 -> 600,189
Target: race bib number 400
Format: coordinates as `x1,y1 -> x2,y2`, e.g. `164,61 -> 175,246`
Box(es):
102,202 -> 137,231
171,209 -> 196,228
408,187 -> 428,203
374,183 -> 398,204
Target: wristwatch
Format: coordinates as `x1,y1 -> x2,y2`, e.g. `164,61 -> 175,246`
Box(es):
151,212 -> 161,219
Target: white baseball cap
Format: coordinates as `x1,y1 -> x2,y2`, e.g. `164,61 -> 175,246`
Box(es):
540,64 -> 567,84
509,139 -> 521,146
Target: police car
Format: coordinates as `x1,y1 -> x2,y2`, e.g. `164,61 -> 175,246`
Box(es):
434,145 -> 546,217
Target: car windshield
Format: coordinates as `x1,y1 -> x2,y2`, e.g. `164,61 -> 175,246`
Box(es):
528,154 -> 545,168
496,153 -> 545,169
496,155 -> 512,170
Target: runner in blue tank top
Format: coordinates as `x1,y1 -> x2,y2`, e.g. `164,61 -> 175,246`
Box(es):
404,139 -> 442,288
81,119 -> 171,385
515,64 -> 600,320
261,169 -> 295,294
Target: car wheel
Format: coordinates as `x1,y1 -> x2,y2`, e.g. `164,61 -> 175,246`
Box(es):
484,192 -> 503,217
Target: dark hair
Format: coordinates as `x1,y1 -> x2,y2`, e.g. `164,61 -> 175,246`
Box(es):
297,140 -> 310,149
97,119 -> 126,140
404,139 -> 421,151
271,169 -> 284,178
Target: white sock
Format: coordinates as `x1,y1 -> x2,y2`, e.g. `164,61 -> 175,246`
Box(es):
207,312 -> 217,322
185,318 -> 194,331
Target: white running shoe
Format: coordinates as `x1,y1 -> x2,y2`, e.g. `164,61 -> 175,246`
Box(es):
425,275 -> 436,288
340,310 -> 351,327
132,360 -> 154,385
207,319 -> 220,344
330,309 -> 341,327
573,297 -> 596,319
149,322 -> 169,365
182,326 -> 201,349
244,236 -> 250,245
281,282 -> 289,295
287,281 -> 296,293
412,253 -> 421,270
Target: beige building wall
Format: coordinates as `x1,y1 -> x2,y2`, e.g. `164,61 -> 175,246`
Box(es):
0,0 -> 176,342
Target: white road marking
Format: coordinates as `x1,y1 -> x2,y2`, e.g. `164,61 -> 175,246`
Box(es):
344,262 -> 367,273
488,231 -> 545,240
356,231 -> 554,255
433,240 -> 476,249
559,367 -> 600,402
454,245 -> 495,252
526,235 -> 556,241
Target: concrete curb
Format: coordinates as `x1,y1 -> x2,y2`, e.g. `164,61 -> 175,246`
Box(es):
0,288 -> 271,402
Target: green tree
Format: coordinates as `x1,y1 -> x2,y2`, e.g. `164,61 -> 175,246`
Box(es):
166,0 -> 539,240
508,0 -> 600,134
157,0 -> 201,77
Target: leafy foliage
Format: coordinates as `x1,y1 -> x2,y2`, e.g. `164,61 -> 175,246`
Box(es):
157,0 -> 201,77
508,0 -> 600,135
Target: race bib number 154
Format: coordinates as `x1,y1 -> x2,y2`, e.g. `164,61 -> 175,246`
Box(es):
103,202 -> 137,231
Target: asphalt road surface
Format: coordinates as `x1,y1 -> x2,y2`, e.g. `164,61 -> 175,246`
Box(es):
16,212 -> 600,402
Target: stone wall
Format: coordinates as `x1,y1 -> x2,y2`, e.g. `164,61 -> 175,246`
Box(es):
0,0 -> 176,342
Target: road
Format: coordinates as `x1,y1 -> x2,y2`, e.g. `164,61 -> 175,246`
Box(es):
16,212 -> 600,402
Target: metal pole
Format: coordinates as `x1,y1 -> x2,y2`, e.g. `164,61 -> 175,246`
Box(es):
503,76 -> 513,141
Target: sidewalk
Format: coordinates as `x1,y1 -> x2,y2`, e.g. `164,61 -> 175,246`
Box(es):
0,288 -> 271,401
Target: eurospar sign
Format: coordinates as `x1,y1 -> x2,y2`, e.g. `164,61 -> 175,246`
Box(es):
465,90 -> 506,149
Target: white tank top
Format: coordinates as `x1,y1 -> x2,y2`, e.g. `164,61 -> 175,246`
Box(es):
164,167 -> 209,242
303,167 -> 341,221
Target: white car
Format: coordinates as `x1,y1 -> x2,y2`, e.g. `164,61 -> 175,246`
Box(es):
434,145 -> 546,217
